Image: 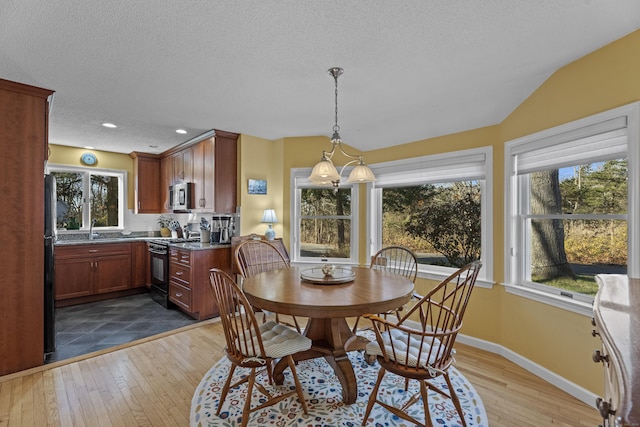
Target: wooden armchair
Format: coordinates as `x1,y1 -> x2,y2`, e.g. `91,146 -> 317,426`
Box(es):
208,268 -> 311,427
234,239 -> 303,332
361,261 -> 482,427
352,246 -> 419,333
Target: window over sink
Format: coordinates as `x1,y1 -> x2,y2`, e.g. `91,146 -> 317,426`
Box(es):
47,165 -> 126,231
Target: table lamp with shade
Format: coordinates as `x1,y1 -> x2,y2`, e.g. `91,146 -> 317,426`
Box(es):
261,209 -> 278,240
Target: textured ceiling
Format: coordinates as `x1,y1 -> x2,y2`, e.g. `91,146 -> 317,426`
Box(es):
2,1 -> 639,154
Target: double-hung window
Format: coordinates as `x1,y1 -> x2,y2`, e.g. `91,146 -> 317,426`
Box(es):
47,164 -> 126,232
368,147 -> 492,282
291,169 -> 359,264
505,103 -> 639,312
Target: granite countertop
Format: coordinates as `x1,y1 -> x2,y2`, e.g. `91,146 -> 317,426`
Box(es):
56,237 -> 230,250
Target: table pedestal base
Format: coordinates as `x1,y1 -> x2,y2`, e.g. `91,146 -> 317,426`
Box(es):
272,317 -> 368,404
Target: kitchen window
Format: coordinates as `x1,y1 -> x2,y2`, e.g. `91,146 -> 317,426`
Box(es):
291,170 -> 359,264
48,165 -> 126,231
368,147 -> 492,283
504,102 -> 640,314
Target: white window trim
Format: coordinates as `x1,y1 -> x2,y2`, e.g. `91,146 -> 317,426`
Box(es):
504,102 -> 640,316
290,168 -> 360,266
366,146 -> 494,287
46,163 -> 127,232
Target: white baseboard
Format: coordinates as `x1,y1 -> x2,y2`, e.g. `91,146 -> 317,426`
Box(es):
456,333 -> 598,408
399,318 -> 598,408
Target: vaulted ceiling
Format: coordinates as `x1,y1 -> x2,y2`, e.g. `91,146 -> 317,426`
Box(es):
2,1 -> 639,154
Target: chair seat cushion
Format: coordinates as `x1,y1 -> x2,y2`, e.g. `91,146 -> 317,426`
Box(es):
366,328 -> 441,368
241,320 -> 311,359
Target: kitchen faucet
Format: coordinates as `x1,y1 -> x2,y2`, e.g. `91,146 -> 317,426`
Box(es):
89,218 -> 99,240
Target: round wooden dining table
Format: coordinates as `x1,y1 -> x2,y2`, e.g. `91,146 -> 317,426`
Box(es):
241,266 -> 414,404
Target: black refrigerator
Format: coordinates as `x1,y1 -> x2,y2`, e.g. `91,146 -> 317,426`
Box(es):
44,174 -> 56,355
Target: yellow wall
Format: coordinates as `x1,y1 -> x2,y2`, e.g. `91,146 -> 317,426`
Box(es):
47,145 -> 135,208
265,30 -> 640,395
237,134 -> 284,237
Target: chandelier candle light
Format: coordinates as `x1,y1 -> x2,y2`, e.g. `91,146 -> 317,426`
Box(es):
308,67 -> 376,190
261,209 -> 278,241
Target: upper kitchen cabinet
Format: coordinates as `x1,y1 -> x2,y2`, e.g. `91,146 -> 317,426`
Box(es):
0,78 -> 54,376
173,146 -> 193,183
130,152 -> 161,213
191,131 -> 238,213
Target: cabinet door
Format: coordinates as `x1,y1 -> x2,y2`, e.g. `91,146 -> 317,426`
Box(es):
192,138 -> 215,212
95,254 -> 132,294
131,241 -> 147,288
173,148 -> 193,183
160,155 -> 173,211
191,139 -> 206,209
133,154 -> 161,213
214,133 -> 237,213
55,257 -> 93,299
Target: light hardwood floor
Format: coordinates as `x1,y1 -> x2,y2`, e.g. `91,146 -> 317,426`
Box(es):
0,318 -> 601,426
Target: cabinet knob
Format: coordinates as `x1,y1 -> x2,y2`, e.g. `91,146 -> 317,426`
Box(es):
175,293 -> 182,297
176,271 -> 183,276
592,329 -> 600,337
593,349 -> 609,364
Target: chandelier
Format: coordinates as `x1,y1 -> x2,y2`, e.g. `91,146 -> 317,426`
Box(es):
308,67 -> 376,190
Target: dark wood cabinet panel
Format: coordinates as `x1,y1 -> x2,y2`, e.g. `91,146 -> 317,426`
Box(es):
160,156 -> 173,212
213,130 -> 238,213
95,255 -> 132,294
168,246 -> 231,320
0,78 -> 54,375
55,243 -> 133,300
54,258 -> 93,299
132,241 -> 147,288
131,152 -> 161,213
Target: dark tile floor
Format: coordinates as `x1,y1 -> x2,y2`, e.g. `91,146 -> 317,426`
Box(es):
46,293 -> 199,363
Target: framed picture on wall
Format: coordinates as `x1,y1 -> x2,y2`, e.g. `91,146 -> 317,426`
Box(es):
248,179 -> 267,195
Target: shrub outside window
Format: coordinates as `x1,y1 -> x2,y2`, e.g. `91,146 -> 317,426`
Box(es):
369,147 -> 492,281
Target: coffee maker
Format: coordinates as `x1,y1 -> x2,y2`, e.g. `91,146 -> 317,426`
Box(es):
211,214 -> 236,244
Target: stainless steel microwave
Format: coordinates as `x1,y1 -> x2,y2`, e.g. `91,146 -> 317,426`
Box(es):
169,182 -> 193,211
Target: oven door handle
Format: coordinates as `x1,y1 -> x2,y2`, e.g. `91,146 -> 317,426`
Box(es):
149,248 -> 168,255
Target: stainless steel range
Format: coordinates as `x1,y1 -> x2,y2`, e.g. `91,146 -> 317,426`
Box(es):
148,238 -> 199,307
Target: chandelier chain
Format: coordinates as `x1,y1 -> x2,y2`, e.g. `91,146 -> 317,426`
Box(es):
333,71 -> 340,134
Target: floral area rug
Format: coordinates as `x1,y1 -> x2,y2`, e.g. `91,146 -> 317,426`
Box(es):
191,339 -> 487,426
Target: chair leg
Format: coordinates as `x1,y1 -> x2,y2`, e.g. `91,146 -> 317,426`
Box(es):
362,367 -> 386,426
444,372 -> 467,427
286,354 -> 308,414
419,380 -> 433,427
216,363 -> 237,416
241,368 -> 257,427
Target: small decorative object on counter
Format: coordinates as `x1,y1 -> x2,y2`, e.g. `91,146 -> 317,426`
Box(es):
321,264 -> 336,277
158,215 -> 172,237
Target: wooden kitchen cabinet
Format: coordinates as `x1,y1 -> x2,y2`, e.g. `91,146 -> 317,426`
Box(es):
130,152 -> 161,213
168,245 -> 231,320
191,131 -> 238,213
0,78 -> 54,375
160,155 -> 173,212
173,147 -> 193,183
55,243 -> 133,300
131,241 -> 147,288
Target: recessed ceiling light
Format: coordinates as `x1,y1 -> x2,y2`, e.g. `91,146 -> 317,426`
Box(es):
176,129 -> 187,134
84,146 -> 95,149
102,123 -> 117,128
